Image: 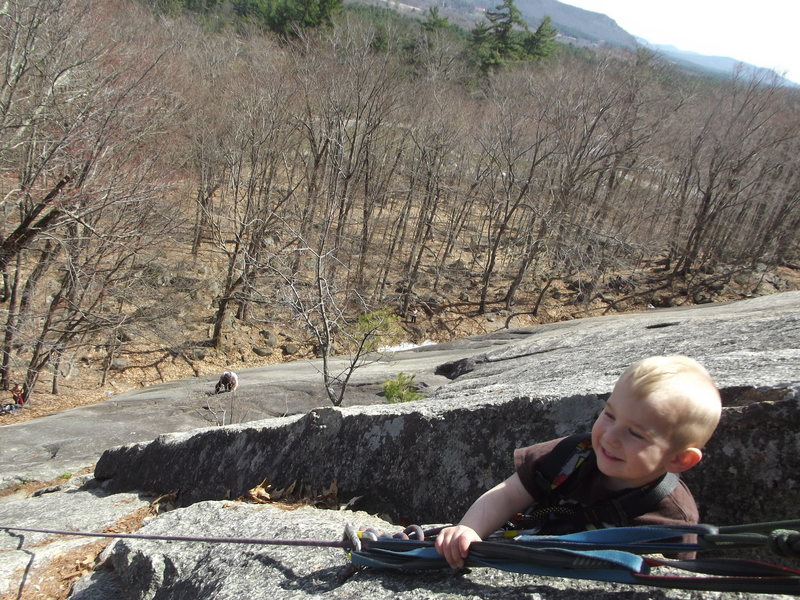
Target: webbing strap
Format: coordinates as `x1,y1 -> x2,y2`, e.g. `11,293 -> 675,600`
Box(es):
351,540 -> 647,582
645,556 -> 800,578
469,541 -> 646,572
350,535 -> 800,595
511,524 -> 712,553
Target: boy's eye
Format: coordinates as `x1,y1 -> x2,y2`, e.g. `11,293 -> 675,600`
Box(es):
603,410 -> 615,421
629,429 -> 645,440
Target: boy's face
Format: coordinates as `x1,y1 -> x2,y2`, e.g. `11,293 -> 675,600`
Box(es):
591,375 -> 685,490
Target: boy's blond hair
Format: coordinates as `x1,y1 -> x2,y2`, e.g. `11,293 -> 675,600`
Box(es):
622,355 -> 721,449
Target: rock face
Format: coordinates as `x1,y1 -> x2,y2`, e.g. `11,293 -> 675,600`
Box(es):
0,476 -> 152,597
4,292 -> 800,599
69,503 -> 788,600
686,387 -> 799,527
94,394 -> 603,521
92,385 -> 799,529
94,292 -> 800,528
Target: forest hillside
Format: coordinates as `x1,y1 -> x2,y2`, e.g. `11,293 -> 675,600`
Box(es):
1,0 -> 798,421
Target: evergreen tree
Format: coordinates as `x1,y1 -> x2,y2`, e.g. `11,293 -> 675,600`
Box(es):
469,21 -> 504,74
199,0 -> 343,35
469,2 -> 558,74
484,0 -> 526,59
421,6 -> 450,33
145,0 -> 223,15
526,15 -> 558,58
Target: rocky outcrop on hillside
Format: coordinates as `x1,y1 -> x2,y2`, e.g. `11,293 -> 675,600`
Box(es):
516,0 -> 638,48
93,382 -> 799,527
93,293 -> 800,525
2,292 -> 799,599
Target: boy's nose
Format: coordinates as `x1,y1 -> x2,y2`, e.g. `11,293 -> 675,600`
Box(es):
603,425 -> 623,446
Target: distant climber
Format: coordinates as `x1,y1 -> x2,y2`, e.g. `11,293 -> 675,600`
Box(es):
215,371 -> 239,394
2,382 -> 25,414
11,382 -> 25,405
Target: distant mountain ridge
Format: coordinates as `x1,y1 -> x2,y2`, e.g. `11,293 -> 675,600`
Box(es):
643,41 -> 797,86
513,0 -> 636,47
441,0 -> 795,86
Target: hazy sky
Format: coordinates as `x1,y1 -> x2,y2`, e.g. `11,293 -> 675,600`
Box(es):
563,1 -> 799,84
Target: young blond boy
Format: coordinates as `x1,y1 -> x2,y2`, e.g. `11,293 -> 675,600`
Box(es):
435,355 -> 721,568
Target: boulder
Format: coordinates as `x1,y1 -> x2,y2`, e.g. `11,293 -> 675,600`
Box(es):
110,359 -> 130,371
282,343 -> 300,356
259,330 -> 278,347
93,386 -> 798,530
94,394 -> 603,522
188,348 -> 208,361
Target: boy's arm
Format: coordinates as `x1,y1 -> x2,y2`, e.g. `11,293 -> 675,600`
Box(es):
435,472 -> 533,568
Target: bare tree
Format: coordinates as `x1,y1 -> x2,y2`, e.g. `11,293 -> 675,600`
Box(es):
0,0 -> 184,395
178,31 -> 246,257
269,226 -> 402,406
663,71 -> 796,277
186,42 -> 300,348
468,73 -> 559,313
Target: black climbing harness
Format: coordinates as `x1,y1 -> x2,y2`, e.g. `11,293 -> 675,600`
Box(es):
515,433 -> 680,533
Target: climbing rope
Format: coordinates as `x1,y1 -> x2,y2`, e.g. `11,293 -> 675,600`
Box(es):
0,524 -> 351,549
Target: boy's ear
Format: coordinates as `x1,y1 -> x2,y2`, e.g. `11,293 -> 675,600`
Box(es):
667,448 -> 703,473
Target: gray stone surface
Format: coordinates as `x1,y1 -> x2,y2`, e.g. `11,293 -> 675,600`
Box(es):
70,502 -> 794,600
0,474 -> 152,596
3,292 -> 798,488
431,292 -> 800,400
93,394 -> 604,521
93,292 -> 800,526
94,385 -> 800,528
0,331 -> 503,487
0,291 -> 798,599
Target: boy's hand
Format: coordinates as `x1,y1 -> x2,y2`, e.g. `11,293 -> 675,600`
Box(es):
434,473 -> 533,569
434,525 -> 482,569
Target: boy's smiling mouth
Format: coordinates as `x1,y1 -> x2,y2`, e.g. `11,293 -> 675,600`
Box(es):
599,446 -> 623,462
